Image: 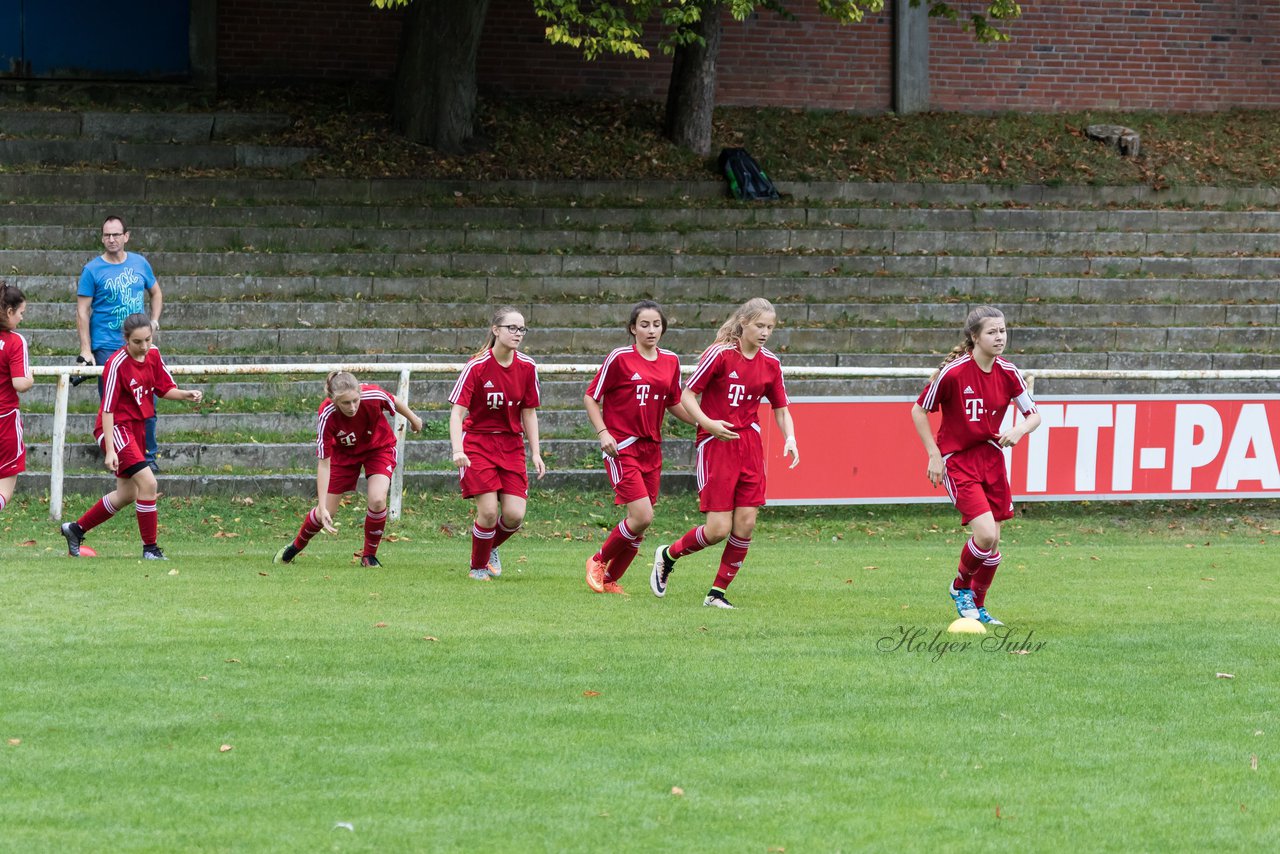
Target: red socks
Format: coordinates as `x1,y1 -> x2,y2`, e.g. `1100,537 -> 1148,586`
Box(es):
470,522 -> 496,571
971,551 -> 1002,608
669,525 -> 709,559
135,500 -> 157,548
292,508 -> 326,552
712,534 -> 750,592
77,493 -> 119,533
492,519 -> 520,550
953,537 -> 992,591
363,508 -> 387,558
598,520 -> 643,581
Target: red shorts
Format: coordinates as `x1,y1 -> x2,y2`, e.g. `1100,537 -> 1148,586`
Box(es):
604,439 -> 662,506
0,409 -> 25,477
460,432 -> 528,499
95,420 -> 148,477
695,427 -> 766,513
327,447 -> 398,494
943,442 -> 1014,525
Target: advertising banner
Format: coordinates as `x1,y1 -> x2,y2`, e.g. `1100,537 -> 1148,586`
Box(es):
762,395 -> 1280,505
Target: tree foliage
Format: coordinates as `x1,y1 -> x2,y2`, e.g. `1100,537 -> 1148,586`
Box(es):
532,0 -> 1021,60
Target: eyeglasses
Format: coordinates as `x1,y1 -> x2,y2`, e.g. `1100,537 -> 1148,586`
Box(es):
498,324 -> 528,335
102,232 -> 126,239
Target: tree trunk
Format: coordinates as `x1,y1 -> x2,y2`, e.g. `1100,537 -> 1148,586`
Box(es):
662,3 -> 723,156
393,0 -> 492,153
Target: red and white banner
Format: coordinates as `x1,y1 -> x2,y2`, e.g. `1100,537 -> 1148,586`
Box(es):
761,395 -> 1280,505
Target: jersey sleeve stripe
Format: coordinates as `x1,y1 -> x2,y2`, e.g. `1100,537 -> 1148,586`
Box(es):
684,344 -> 724,389
448,354 -> 486,403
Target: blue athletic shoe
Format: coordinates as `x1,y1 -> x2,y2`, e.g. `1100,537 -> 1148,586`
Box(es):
976,607 -> 1004,626
949,585 -> 979,620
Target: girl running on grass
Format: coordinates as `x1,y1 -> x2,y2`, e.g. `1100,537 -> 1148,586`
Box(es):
910,305 -> 1041,626
583,300 -> 695,595
61,313 -> 204,560
275,371 -> 423,567
0,282 -> 34,517
449,307 -> 545,581
650,297 -> 799,609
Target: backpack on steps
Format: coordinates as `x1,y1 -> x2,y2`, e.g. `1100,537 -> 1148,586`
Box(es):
717,147 -> 780,201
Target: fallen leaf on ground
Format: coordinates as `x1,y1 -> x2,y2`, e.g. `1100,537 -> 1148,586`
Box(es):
225,659 -> 241,664
219,744 -> 233,753
423,636 -> 438,642
671,786 -> 684,796
1216,672 -> 1234,679
7,738 -> 20,746
1251,755 -> 1258,771
583,690 -> 601,697
374,622 -> 388,628
19,540 -> 35,547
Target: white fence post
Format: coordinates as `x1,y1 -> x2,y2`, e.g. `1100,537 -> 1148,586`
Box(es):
49,372 -> 70,522
389,368 -> 412,521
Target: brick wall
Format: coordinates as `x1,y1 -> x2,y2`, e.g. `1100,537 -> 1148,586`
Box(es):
217,0 -> 1280,111
930,1 -> 1280,111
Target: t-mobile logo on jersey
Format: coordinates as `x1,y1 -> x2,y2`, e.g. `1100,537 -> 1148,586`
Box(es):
727,383 -> 746,406
338,432 -> 357,447
486,391 -> 505,409
965,398 -> 985,421
634,383 -> 650,406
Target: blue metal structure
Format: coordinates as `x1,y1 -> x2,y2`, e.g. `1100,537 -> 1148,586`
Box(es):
1,0 -> 189,78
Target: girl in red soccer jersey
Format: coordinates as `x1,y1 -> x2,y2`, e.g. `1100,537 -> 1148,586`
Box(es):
275,371 -> 423,567
61,313 -> 204,559
0,281 -> 34,517
449,306 -> 545,581
651,298 -> 799,609
911,305 -> 1041,626
583,300 -> 695,595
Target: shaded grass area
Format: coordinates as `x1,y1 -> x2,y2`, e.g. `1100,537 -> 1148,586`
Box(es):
6,84 -> 1280,188
1,494 -> 1277,850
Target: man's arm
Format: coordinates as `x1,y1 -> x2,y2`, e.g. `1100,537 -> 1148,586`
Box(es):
148,281 -> 164,327
76,295 -> 94,363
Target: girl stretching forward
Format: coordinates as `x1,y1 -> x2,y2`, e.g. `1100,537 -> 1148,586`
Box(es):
584,300 -> 694,595
61,313 -> 203,559
1,282 -> 34,516
911,305 -> 1041,625
449,307 -> 545,581
650,298 -> 799,609
275,371 -> 423,567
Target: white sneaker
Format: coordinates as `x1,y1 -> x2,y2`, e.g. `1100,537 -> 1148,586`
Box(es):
650,544 -> 675,598
703,590 -> 735,609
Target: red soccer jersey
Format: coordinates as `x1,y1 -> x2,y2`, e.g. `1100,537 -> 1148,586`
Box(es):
95,347 -> 177,433
0,329 -> 31,413
449,350 -> 541,434
316,383 -> 398,460
684,344 -> 790,444
916,354 -> 1037,456
586,345 -> 683,443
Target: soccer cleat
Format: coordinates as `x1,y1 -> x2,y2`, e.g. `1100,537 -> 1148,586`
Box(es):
486,547 -> 502,577
274,544 -> 298,565
976,607 -> 1004,626
585,554 -> 608,593
61,521 -> 85,557
650,544 -> 676,598
950,585 -> 979,620
602,580 -> 628,596
360,555 -> 382,568
703,589 -> 735,609
142,545 -> 167,560
468,568 -> 493,581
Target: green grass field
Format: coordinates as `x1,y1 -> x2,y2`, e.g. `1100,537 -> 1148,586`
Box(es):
1,493 -> 1276,852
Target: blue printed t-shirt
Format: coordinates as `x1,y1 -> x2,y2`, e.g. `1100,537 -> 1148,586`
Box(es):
78,253 -> 156,352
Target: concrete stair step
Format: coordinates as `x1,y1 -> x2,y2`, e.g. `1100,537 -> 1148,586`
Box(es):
7,249 -> 1280,278
0,110 -> 292,141
2,174 -> 1279,207
0,139 -> 317,169
19,325 -> 1280,357
17,300 -> 1280,331
11,273 -> 1280,306
7,201 -> 1280,233
18,470 -> 667,498
4,223 -> 1280,256
24,438 -> 689,471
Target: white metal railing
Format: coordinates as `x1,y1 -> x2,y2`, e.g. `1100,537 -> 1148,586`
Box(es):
28,362 -> 1280,521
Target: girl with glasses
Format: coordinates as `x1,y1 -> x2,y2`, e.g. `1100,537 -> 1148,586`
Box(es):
449,307 -> 545,580
583,300 -> 694,595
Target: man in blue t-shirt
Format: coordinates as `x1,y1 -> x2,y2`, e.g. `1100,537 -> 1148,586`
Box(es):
77,216 -> 165,472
